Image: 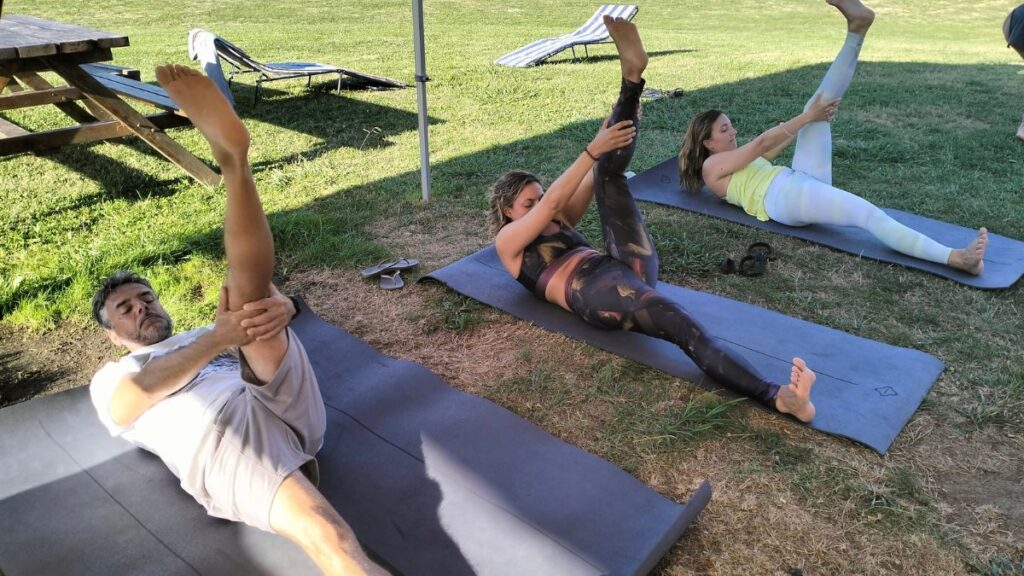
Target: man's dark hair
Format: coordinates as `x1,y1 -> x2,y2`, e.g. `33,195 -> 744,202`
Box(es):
92,271 -> 153,328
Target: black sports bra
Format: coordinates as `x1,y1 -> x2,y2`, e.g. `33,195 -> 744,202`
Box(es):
515,221 -> 593,296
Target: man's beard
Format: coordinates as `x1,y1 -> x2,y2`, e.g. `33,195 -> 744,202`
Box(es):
135,313 -> 173,346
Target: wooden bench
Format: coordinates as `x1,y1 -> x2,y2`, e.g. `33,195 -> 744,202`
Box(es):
81,62 -> 141,80
82,67 -> 183,114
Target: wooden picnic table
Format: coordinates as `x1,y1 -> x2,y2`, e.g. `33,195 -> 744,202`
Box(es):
0,14 -> 220,185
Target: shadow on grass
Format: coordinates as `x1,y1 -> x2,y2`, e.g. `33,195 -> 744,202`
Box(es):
4,61 -> 1022,318
542,47 -> 697,66
0,350 -> 67,408
25,80 -> 435,202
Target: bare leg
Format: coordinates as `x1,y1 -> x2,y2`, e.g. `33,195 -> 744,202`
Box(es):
270,472 -> 389,576
157,64 -> 285,381
947,228 -> 989,275
775,358 -> 817,422
826,0 -> 875,36
604,15 -> 647,84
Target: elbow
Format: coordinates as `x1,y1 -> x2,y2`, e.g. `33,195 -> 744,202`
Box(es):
109,403 -> 139,428
108,376 -> 152,427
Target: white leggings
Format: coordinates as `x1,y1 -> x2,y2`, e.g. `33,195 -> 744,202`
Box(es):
763,32 -> 953,265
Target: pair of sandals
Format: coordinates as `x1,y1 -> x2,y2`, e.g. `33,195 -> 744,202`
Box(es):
360,258 -> 419,290
720,242 -> 774,277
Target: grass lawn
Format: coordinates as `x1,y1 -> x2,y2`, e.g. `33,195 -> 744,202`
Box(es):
2,0 -> 1022,573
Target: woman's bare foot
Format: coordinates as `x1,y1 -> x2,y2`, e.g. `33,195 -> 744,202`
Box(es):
603,15 -> 647,83
775,358 -> 816,422
1016,117 -> 1024,142
948,227 -> 988,275
155,64 -> 250,167
827,0 -> 875,36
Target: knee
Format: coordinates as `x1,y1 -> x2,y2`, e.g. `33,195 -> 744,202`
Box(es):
272,473 -> 354,549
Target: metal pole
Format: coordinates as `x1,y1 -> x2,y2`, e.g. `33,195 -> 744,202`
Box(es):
412,0 -> 432,203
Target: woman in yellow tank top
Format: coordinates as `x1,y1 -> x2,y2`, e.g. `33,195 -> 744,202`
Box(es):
678,0 -> 988,274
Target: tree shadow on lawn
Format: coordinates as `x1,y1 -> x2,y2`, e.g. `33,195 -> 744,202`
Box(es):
7,61 -> 1022,324
539,47 -> 696,67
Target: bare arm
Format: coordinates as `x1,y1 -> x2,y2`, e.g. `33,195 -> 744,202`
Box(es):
760,126 -> 798,161
703,94 -> 839,194
495,119 -> 636,276
240,282 -> 297,341
558,168 -> 596,227
107,287 -> 258,426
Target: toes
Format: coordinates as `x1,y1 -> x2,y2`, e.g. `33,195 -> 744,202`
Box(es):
155,65 -> 173,86
793,357 -> 807,371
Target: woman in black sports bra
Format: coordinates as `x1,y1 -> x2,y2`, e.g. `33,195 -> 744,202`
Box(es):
488,16 -> 817,421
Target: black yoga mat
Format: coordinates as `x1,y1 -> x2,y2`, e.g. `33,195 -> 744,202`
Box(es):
424,247 -> 945,455
0,302 -> 710,576
629,157 -> 1024,290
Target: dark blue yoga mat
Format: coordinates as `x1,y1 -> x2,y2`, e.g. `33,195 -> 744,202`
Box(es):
0,304 -> 709,576
629,157 -> 1024,290
424,247 -> 945,455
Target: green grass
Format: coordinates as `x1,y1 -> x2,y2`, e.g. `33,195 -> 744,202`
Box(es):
3,0 -> 1023,573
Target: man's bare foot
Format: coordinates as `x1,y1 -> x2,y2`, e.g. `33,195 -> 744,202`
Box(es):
775,358 -> 816,422
948,227 -> 988,275
603,15 -> 647,83
826,0 -> 875,36
155,64 -> 250,167
1016,117 -> 1024,142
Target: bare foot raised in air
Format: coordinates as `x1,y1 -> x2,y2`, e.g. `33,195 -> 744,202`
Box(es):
603,15 -> 647,83
948,227 -> 988,275
155,64 -> 250,167
775,357 -> 817,422
827,0 -> 875,36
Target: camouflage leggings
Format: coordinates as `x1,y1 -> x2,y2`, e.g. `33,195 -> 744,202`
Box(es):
567,76 -> 778,404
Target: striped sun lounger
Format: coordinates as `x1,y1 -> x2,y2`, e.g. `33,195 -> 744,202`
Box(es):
495,5 -> 639,68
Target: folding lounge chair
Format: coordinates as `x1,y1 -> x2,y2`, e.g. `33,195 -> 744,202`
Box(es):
188,29 -> 406,104
495,4 -> 639,68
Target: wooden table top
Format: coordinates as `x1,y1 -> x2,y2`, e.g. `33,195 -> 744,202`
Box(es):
0,14 -> 129,61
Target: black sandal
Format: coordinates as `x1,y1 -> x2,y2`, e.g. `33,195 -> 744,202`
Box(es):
746,242 -> 775,261
738,254 -> 767,277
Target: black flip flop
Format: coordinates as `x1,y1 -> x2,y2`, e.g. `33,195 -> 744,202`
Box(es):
719,258 -> 736,274
360,258 -> 419,278
738,253 -> 767,277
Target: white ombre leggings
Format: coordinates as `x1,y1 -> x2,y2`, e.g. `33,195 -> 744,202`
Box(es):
763,32 -> 953,265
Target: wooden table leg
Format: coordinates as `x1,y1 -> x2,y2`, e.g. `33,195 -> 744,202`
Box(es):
49,62 -> 221,186
15,71 -> 104,123
2,77 -> 24,93
0,112 -> 190,156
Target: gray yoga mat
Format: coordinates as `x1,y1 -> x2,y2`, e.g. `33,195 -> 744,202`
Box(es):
629,157 -> 1024,290
424,247 -> 945,455
0,302 -> 710,576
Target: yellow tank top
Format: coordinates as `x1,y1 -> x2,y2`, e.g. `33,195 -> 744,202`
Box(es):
725,157 -> 784,222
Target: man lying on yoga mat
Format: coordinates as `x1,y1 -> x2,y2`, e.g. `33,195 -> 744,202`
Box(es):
89,66 -> 386,576
678,0 -> 989,275
488,17 -> 817,422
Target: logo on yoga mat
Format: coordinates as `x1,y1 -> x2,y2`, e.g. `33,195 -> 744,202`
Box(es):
874,386 -> 898,397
